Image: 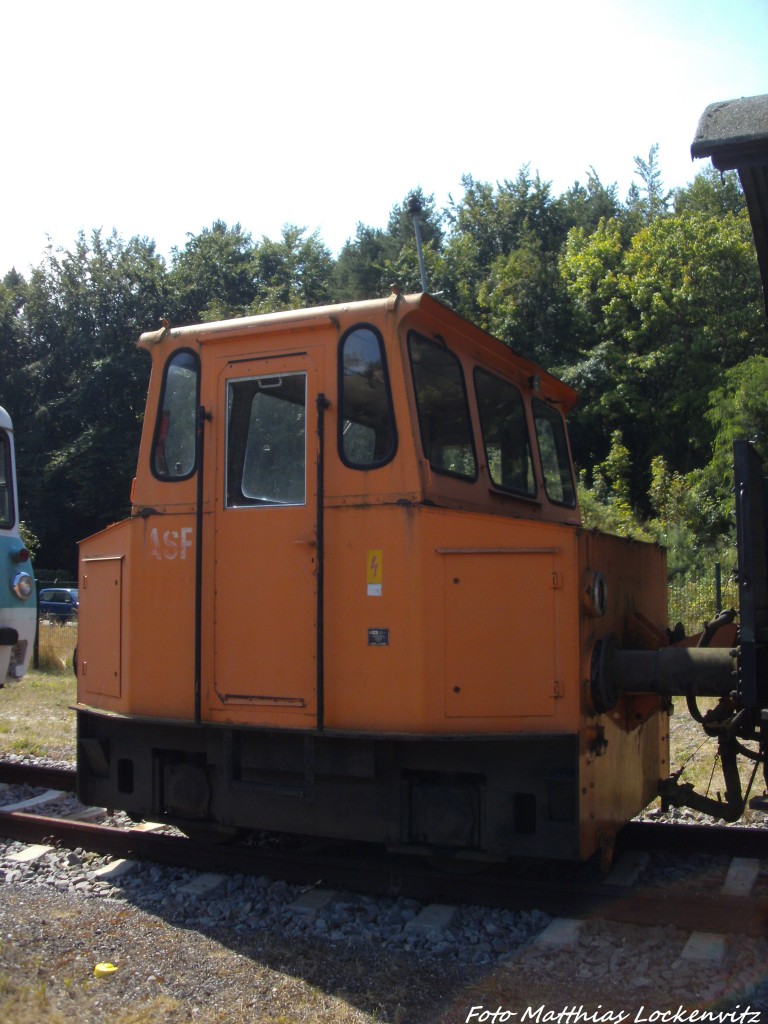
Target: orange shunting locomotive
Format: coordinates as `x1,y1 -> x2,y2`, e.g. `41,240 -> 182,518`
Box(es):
76,289 -> 692,861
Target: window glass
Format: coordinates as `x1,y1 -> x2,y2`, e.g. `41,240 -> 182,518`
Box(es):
0,431 -> 12,528
408,332 -> 477,480
533,399 -> 576,506
226,374 -> 306,507
153,350 -> 199,479
474,369 -> 536,496
339,326 -> 397,467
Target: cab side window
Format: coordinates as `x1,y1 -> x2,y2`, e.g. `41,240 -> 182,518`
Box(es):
227,374 -> 307,507
475,369 -> 536,497
152,350 -> 200,480
408,332 -> 477,481
533,399 -> 576,506
338,326 -> 397,468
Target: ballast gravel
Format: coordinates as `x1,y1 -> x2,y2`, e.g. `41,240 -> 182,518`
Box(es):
3,771 -> 768,1022
0,832 -> 551,965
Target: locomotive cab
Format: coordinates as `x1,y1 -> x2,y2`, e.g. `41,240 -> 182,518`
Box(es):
76,291 -> 670,861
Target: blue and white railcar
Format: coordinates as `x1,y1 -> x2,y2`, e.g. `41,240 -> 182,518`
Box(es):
0,406 -> 35,683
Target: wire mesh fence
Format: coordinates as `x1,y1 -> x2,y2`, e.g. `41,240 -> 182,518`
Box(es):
34,579 -> 78,672
35,618 -> 77,672
668,562 -> 739,637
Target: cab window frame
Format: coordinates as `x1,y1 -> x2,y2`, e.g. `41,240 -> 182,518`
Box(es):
474,367 -> 537,499
408,330 -> 478,483
532,397 -> 577,508
337,323 -> 398,470
151,348 -> 201,483
225,372 -> 308,508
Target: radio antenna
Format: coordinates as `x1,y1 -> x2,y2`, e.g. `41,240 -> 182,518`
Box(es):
407,194 -> 429,293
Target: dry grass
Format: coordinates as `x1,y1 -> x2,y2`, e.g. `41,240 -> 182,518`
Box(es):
36,621 -> 77,673
0,887 -> 443,1024
0,671 -> 76,761
665,696 -> 767,821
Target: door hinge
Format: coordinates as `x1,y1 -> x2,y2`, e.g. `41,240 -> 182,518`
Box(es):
554,680 -> 564,698
552,571 -> 563,589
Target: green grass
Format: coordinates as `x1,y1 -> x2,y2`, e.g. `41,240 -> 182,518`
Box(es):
645,695 -> 768,823
0,671 -> 76,762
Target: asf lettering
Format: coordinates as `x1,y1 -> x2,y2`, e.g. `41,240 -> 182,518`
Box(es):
149,527 -> 193,561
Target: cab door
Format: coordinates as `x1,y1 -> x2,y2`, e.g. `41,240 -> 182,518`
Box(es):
209,350 -> 322,722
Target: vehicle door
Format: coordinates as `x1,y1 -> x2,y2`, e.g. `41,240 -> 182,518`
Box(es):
210,350 -> 322,721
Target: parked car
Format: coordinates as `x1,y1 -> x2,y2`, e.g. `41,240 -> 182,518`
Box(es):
39,587 -> 78,623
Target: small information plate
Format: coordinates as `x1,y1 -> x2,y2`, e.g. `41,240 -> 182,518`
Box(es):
367,628 -> 390,647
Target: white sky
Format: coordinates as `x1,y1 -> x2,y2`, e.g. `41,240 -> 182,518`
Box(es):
2,0 -> 767,274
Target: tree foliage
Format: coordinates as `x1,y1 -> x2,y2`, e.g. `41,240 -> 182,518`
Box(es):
561,207 -> 766,489
5,231 -> 168,569
2,149 -> 765,572
169,221 -> 256,324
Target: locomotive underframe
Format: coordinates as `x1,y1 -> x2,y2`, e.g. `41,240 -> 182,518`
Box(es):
77,709 -> 581,860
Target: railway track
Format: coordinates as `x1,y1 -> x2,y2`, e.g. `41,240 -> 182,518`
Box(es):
1,760 -> 767,937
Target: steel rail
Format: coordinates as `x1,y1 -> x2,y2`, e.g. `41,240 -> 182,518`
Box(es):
0,762 -> 76,792
2,760 -> 768,861
0,807 -> 766,936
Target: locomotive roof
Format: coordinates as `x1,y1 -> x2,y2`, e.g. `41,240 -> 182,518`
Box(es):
139,290 -> 577,411
692,93 -> 768,316
0,406 -> 12,432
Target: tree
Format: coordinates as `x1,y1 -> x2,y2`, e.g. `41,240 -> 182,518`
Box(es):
628,143 -> 671,224
14,230 -> 169,570
169,221 -> 256,324
332,189 -> 445,301
442,170 -> 572,336
477,230 -> 578,366
682,355 -> 768,544
618,210 -> 765,466
560,170 -> 622,234
249,225 -> 334,313
577,430 -> 652,541
673,166 -> 745,218
332,223 -> 391,302
562,206 -> 767,489
0,271 -> 27,387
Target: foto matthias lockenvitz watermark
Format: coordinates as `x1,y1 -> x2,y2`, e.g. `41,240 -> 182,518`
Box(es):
465,1007 -> 762,1024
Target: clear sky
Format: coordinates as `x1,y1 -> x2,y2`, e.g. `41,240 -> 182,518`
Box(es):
2,0 -> 767,275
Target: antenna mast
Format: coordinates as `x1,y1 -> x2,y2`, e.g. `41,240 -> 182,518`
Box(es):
407,194 -> 429,293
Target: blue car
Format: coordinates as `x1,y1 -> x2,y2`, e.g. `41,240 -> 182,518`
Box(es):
39,587 -> 78,623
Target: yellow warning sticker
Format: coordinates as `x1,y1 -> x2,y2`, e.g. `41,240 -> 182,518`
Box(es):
367,549 -> 382,596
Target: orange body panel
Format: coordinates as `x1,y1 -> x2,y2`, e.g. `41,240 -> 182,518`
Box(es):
77,292 -> 670,860
79,514 -> 196,720
322,506 -> 580,733
78,505 -> 582,734
577,530 -> 669,855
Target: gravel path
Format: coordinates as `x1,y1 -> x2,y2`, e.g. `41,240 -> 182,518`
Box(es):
2,828 -> 768,1024
3,755 -> 768,1023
